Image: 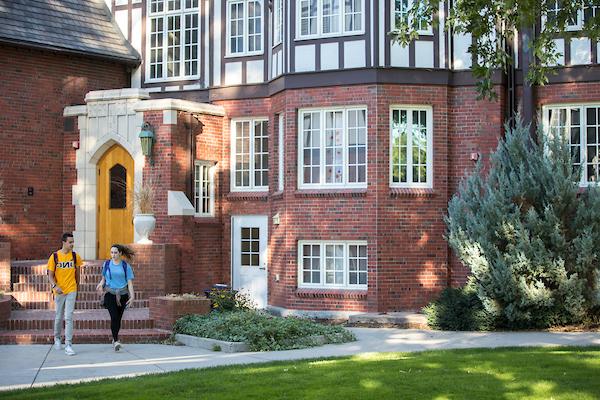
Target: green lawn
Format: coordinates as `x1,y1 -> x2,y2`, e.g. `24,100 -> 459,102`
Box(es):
3,347 -> 600,400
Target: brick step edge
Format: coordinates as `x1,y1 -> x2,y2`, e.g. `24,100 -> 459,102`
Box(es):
0,329 -> 172,344
12,300 -> 150,310
8,319 -> 154,330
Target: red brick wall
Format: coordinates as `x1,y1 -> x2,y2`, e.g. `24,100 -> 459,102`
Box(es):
0,242 -> 10,292
447,86 -> 505,287
149,296 -> 211,330
129,243 -> 181,297
147,84 -> 507,312
0,44 -> 129,260
536,82 -> 600,105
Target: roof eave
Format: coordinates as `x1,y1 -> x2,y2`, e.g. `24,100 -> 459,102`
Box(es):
0,37 -> 141,67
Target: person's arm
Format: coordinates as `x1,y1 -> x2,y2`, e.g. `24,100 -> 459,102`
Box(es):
95,276 -> 106,292
48,270 -> 63,294
126,280 -> 135,307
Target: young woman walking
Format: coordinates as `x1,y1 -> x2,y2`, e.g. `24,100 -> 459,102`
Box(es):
96,244 -> 135,351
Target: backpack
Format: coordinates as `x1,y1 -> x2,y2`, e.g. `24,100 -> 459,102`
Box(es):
102,260 -> 129,281
52,251 -> 77,268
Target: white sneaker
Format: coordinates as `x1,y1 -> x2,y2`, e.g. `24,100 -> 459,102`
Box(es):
53,338 -> 62,350
113,341 -> 122,352
64,345 -> 76,356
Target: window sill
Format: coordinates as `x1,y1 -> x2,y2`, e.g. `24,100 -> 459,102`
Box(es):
226,192 -> 269,201
295,288 -> 367,299
389,188 -> 436,198
295,189 -> 367,198
294,31 -> 365,42
271,191 -> 284,200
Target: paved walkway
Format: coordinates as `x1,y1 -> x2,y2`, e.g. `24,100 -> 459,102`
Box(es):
1,328 -> 600,392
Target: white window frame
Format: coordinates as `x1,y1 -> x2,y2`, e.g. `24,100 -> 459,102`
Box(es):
278,113 -> 284,192
389,105 -> 434,189
145,0 -> 201,83
541,1 -> 583,32
298,106 -> 368,189
295,0 -> 365,40
230,118 -> 269,192
226,0 -> 264,57
542,103 -> 600,186
391,0 -> 433,36
194,161 -> 216,217
297,240 -> 368,290
273,0 -> 283,46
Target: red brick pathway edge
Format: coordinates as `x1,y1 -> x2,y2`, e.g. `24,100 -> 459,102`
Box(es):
149,296 -> 211,330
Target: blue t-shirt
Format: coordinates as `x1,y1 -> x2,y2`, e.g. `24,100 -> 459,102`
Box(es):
104,261 -> 134,290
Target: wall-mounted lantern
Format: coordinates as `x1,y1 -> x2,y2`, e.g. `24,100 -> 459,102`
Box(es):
139,122 -> 155,166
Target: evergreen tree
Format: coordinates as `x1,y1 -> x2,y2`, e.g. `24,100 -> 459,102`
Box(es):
447,121 -> 600,328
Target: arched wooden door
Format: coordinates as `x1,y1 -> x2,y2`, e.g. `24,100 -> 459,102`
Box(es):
97,144 -> 134,259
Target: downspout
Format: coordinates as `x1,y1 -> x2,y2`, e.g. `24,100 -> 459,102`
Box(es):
521,24 -> 537,137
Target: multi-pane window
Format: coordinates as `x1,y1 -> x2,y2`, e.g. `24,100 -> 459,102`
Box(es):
544,0 -> 581,30
227,0 -> 263,56
194,161 -> 215,216
299,241 -> 367,289
231,119 -> 269,191
390,106 -> 433,188
543,104 -> 600,184
298,0 -> 363,38
241,227 -> 260,266
273,0 -> 283,45
393,0 -> 431,34
148,0 -> 199,81
299,108 -> 367,188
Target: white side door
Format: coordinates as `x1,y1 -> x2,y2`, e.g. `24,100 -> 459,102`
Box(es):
232,216 -> 268,308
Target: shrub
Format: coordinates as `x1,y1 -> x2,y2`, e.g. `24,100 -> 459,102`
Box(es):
423,284 -> 496,331
447,120 -> 600,329
208,288 -> 255,312
173,310 -> 356,351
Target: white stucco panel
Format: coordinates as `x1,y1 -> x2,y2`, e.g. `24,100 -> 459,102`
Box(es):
321,42 -> 339,70
246,60 -> 264,84
390,42 -> 409,67
571,37 -> 591,65
415,41 -> 434,68
295,45 -> 316,72
344,40 -> 366,69
225,62 -> 243,85
453,33 -> 472,69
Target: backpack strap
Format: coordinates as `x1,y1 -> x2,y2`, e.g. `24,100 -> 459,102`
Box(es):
72,251 -> 77,264
103,260 -> 111,280
53,252 -> 58,266
122,261 -> 128,281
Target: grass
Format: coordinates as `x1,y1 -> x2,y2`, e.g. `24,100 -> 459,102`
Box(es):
2,347 -> 600,399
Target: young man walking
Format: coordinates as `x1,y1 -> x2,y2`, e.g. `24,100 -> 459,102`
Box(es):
47,233 -> 83,356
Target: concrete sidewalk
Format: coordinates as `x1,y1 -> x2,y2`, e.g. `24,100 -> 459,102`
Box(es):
1,328 -> 600,392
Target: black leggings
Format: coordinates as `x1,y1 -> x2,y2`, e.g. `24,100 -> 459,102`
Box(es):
104,292 -> 129,341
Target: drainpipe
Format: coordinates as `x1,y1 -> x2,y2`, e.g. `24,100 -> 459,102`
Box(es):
520,25 -> 537,137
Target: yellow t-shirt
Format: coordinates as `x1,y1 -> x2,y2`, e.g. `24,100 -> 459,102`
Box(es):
47,251 -> 83,294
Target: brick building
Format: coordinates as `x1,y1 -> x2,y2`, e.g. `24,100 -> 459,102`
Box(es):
1,0 -> 599,319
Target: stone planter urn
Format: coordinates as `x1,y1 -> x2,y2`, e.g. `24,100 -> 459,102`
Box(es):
0,295 -> 11,330
133,214 -> 156,244
149,295 -> 211,330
